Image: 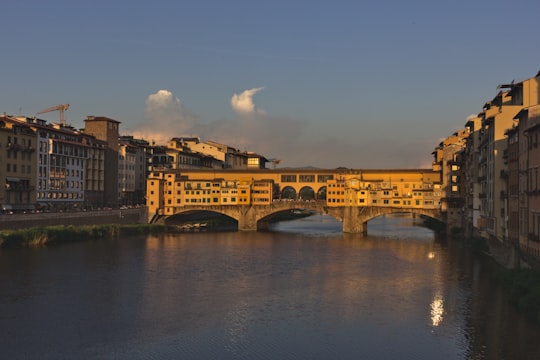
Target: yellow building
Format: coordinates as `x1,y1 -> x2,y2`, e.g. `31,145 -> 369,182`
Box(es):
326,172 -> 441,209
237,178 -> 252,205
220,179 -> 239,205
252,180 -> 273,205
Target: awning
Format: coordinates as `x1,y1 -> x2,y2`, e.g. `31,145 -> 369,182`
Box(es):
6,177 -> 20,182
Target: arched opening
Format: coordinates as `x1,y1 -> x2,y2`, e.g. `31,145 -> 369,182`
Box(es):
298,186 -> 315,201
317,186 -> 326,201
281,186 -> 297,200
165,210 -> 237,231
364,211 -> 445,237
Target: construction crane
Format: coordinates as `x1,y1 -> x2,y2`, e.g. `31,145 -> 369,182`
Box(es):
36,104 -> 70,125
268,159 -> 282,169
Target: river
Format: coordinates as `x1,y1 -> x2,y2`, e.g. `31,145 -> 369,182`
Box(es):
1,214 -> 539,359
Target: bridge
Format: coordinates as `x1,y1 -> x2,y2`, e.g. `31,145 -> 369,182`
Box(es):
154,200 -> 444,233
147,168 -> 445,234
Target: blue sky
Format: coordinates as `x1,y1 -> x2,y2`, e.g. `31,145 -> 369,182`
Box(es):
2,0 -> 539,168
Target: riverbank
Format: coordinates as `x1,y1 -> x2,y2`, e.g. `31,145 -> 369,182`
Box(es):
0,224 -> 167,249
0,207 -> 147,230
496,268 -> 540,324
455,234 -> 540,324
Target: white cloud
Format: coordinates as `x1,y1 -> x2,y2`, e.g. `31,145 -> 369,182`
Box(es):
131,89 -> 199,145
230,87 -> 266,114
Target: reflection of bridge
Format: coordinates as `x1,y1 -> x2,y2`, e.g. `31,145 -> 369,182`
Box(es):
155,200 -> 444,234
147,168 -> 445,234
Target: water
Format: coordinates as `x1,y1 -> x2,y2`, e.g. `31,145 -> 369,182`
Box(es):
1,214 -> 540,359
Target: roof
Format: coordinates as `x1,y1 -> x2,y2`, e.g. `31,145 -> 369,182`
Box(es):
84,116 -> 121,124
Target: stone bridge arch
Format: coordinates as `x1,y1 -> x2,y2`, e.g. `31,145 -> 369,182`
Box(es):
163,209 -> 237,226
325,206 -> 445,234
155,203 -> 444,234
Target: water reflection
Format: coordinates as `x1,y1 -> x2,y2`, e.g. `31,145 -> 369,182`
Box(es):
0,214 -> 539,359
430,292 -> 444,327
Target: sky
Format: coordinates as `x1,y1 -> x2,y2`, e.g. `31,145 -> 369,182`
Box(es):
2,0 -> 540,169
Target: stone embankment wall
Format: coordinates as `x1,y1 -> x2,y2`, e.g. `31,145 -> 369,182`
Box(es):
0,208 -> 147,230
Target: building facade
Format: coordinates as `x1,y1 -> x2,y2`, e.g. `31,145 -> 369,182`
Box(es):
83,116 -> 120,207
0,115 -> 37,212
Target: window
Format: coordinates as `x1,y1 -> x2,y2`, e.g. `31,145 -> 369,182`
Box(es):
248,158 -> 259,167
299,175 -> 315,182
281,175 -> 297,182
318,175 -> 333,182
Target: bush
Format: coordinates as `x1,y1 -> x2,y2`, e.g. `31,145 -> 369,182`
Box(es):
498,269 -> 540,323
0,224 -> 167,249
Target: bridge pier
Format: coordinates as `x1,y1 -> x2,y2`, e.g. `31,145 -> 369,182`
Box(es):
342,207 -> 368,234
237,206 -> 258,231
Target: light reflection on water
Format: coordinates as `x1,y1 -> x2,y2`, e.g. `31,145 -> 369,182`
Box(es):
1,214 -> 540,359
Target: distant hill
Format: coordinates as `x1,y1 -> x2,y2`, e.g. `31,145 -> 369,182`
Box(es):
278,166 -> 321,170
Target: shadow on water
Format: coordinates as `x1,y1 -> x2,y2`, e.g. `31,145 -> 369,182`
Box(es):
267,213 -> 342,236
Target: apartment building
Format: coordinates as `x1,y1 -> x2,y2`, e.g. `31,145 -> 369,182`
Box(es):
205,140 -> 249,169
149,145 -> 207,170
432,129 -> 469,232
446,71 -> 540,262
462,116 -> 483,238
118,142 -> 137,205
0,115 -> 37,212
8,117 -> 91,210
514,73 -> 540,258
146,171 -> 276,217
326,172 -> 441,209
506,126 -> 519,245
220,180 -> 239,205
83,135 -> 107,208
168,137 -> 252,169
83,116 -> 120,207
252,180 -> 273,205
119,136 -> 149,205
476,90 -> 522,241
